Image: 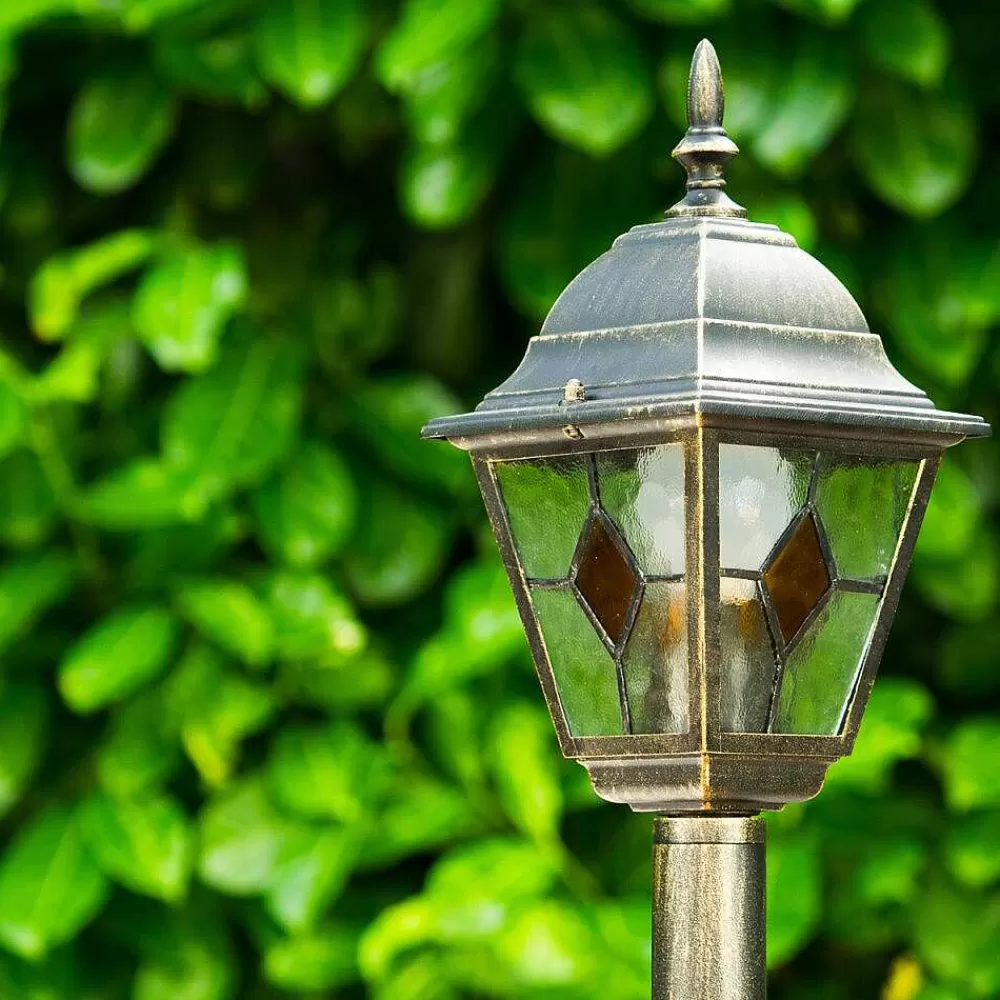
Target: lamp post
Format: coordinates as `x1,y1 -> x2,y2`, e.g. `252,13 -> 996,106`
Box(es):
423,39 -> 989,1000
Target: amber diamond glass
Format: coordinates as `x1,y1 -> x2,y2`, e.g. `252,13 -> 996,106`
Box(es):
763,513 -> 831,644
573,515 -> 640,646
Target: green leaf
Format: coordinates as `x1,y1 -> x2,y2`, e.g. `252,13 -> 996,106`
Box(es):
751,28 -> 853,175
776,0 -> 861,23
161,333 -> 304,506
154,25 -> 267,108
264,571 -> 366,662
266,826 -> 361,932
0,378 -> 27,462
0,807 -> 109,960
399,131 -> 498,229
343,477 -> 454,607
945,810 -> 1000,889
67,66 -> 177,194
167,644 -> 276,788
197,776 -> 308,896
58,605 -> 180,714
133,242 -> 248,373
859,0 -> 950,87
32,297 -> 132,404
626,0 -> 728,23
96,690 -> 181,797
496,900 -> 597,986
264,925 -> 361,992
0,451 -> 58,549
351,375 -> 468,495
79,790 -> 194,902
488,702 -> 563,842
914,529 -> 999,623
252,441 -> 357,568
853,79 -> 976,216
265,720 -> 391,822
913,878 -> 1000,997
82,459 -> 201,530
939,718 -> 1000,811
254,0 -> 368,107
824,679 -> 933,794
916,460 -> 982,561
499,144 -> 659,319
359,774 -> 483,871
28,230 -> 158,342
0,551 -> 76,657
376,0 -> 502,92
0,683 -> 48,818
766,832 -> 822,968
939,623 -> 1000,701
514,5 -> 653,157
174,578 -> 274,668
398,34 -> 498,144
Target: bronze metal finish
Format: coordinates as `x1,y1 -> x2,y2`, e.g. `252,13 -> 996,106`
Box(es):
653,816 -> 766,1000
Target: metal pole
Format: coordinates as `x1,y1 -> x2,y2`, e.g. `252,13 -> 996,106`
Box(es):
652,815 -> 766,1000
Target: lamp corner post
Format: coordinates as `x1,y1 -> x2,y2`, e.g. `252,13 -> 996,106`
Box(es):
423,35 -> 989,1000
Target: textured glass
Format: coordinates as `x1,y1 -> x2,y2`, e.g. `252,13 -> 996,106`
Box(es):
598,445 -> 685,575
719,445 -> 813,570
531,586 -> 623,737
814,456 -> 918,582
621,582 -> 687,733
720,579 -> 778,732
762,513 -> 832,643
494,457 -> 591,579
773,590 -> 880,735
574,516 -> 640,645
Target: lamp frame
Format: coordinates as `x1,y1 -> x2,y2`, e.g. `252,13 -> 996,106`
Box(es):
471,414 -> 942,811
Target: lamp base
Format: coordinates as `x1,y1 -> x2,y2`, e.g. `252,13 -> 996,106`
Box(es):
653,816 -> 766,1000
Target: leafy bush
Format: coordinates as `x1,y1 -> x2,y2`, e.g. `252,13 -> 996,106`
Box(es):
0,0 -> 997,998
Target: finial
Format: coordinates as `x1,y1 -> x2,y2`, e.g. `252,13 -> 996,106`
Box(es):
666,40 -> 746,220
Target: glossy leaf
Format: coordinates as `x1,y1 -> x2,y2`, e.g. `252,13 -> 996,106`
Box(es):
515,5 -> 653,156
265,720 -> 391,822
939,719 -> 1000,812
0,807 -> 110,960
0,451 -> 58,549
254,0 -> 368,107
376,0 -> 502,92
79,790 -> 194,902
766,832 -> 822,968
252,441 -> 357,568
859,0 -> 950,86
67,67 -> 177,194
133,241 -> 248,373
82,459 -> 202,530
264,570 -> 367,662
29,229 -> 158,341
58,605 -> 180,714
264,925 -> 361,992
0,552 -> 76,657
161,334 -> 304,506
174,577 -> 274,668
0,683 -> 48,818
853,79 -> 976,216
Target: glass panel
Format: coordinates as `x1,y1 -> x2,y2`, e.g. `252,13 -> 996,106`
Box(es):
720,578 -> 778,732
531,586 -> 623,737
719,445 -> 813,570
574,516 -> 640,646
494,457 -> 591,579
762,513 -> 832,644
621,582 -> 687,734
598,445 -> 685,576
813,456 -> 919,582
773,589 -> 880,735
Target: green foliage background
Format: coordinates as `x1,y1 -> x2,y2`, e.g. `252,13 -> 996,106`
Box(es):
0,0 -> 997,997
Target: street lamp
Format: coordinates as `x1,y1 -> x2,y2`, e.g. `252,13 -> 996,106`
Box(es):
423,39 -> 989,1000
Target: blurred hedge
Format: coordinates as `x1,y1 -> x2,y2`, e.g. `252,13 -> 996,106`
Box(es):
0,0 -> 997,998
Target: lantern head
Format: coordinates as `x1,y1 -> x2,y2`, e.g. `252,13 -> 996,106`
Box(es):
423,41 -> 989,815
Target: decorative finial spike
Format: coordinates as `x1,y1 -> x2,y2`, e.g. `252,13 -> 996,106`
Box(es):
666,39 -> 746,220
687,39 -> 724,130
